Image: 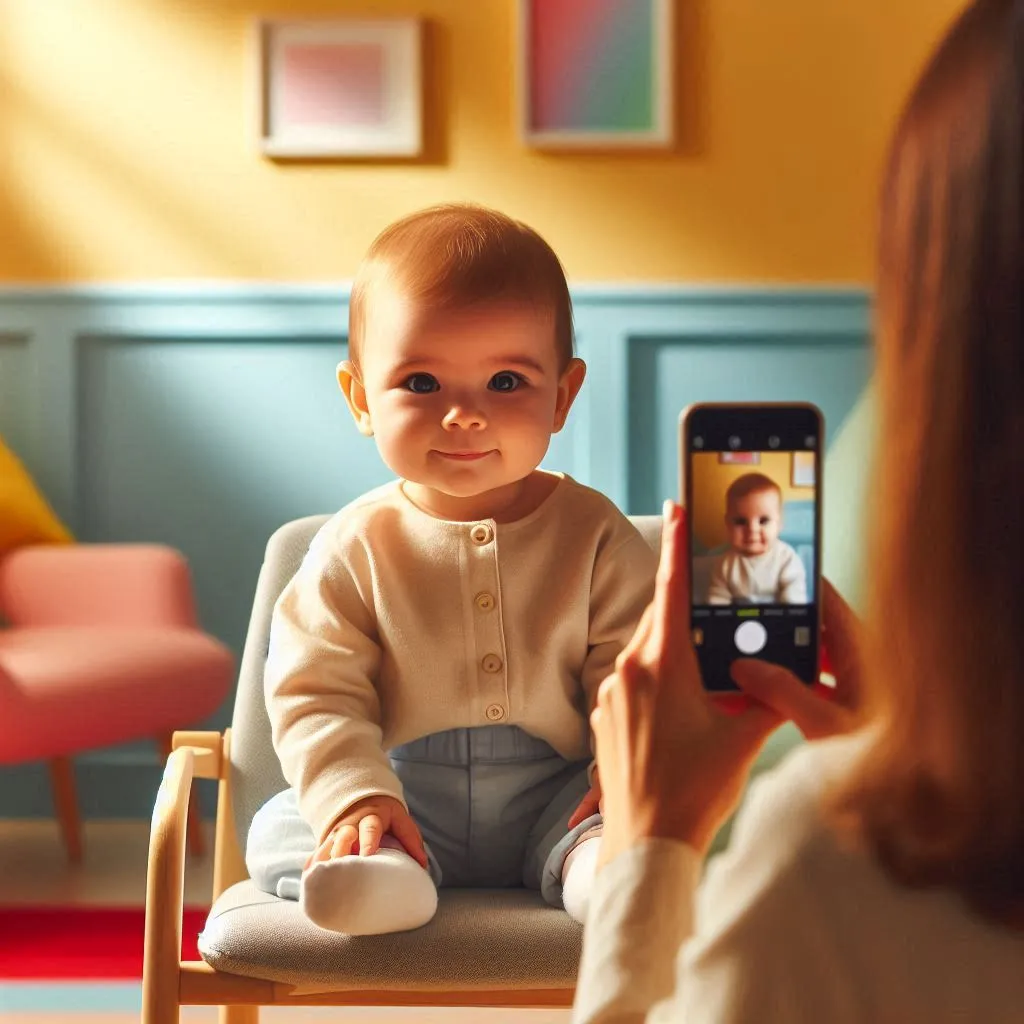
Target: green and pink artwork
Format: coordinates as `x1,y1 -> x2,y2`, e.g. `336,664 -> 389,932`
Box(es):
520,0 -> 674,148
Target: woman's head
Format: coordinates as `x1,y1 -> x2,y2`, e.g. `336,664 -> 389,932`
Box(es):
847,0 -> 1023,918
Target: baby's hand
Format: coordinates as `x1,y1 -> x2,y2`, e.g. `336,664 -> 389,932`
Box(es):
568,767 -> 602,829
305,796 -> 429,869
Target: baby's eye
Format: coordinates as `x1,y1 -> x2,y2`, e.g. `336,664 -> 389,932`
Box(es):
403,373 -> 439,394
734,518 -> 748,527
759,517 -> 771,525
489,371 -> 525,393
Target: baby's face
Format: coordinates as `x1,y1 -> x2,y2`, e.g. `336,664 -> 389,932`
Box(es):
726,489 -> 781,557
351,287 -> 577,514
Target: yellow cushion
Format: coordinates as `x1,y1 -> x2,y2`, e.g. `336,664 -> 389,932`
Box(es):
0,436 -> 74,552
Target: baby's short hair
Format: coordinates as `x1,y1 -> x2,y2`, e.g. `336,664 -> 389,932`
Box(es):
348,204 -> 574,369
725,473 -> 782,510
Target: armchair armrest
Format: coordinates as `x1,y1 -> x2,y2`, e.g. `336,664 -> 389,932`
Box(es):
0,544 -> 198,628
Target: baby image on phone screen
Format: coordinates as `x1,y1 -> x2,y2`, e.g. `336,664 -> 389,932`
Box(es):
707,473 -> 807,605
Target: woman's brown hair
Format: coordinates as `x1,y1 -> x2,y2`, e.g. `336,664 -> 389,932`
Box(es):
836,0 -> 1024,921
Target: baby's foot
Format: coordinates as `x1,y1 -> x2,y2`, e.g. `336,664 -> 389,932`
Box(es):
561,828 -> 602,924
300,847 -> 437,935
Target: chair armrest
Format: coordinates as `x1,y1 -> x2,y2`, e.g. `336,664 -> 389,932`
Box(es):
172,731 -> 223,779
0,544 -> 199,627
143,746 -> 194,1006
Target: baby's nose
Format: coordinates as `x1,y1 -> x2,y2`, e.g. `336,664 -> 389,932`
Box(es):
442,402 -> 487,430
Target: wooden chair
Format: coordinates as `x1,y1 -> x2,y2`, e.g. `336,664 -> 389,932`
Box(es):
142,513 -> 668,1023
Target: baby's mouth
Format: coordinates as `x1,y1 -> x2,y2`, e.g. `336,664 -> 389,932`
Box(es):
435,450 -> 494,461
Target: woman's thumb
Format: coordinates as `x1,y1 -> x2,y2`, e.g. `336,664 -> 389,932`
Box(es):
730,659 -> 833,740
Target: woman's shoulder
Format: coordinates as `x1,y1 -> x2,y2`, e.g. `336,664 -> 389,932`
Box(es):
715,732 -> 868,877
701,732 -> 1024,1020
685,735 -> 881,1015
696,732 -> 876,932
759,731 -> 867,800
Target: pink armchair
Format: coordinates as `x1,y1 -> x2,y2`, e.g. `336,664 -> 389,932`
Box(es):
0,543 -> 234,861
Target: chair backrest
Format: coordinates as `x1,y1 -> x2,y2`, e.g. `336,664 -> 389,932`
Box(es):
229,512 -> 663,847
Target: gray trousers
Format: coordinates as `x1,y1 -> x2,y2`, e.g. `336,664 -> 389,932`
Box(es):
247,725 -> 601,909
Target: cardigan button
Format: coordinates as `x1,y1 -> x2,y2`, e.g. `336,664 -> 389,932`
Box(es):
470,524 -> 493,545
475,592 -> 495,612
485,703 -> 506,721
481,653 -> 503,673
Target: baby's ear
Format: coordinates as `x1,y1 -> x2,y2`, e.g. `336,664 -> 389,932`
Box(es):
338,361 -> 374,436
553,358 -> 587,432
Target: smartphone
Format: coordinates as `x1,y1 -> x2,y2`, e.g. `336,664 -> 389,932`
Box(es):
679,403 -> 823,692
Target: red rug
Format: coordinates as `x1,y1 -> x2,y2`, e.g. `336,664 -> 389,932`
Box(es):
0,905 -> 208,979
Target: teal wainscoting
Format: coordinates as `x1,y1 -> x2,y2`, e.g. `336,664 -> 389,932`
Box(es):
0,284 -> 871,818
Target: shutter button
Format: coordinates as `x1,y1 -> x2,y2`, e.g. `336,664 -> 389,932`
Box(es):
470,524 -> 493,545
734,620 -> 768,655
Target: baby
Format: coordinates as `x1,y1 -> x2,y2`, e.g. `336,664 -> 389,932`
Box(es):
245,204 -> 657,936
707,472 -> 807,605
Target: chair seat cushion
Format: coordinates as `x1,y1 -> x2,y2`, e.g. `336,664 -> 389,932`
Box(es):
199,880 -> 582,991
0,626 -> 233,761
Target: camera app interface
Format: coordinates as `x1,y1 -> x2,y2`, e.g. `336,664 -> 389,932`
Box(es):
688,410 -> 820,691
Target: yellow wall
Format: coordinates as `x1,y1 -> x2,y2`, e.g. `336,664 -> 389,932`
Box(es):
692,451 -> 814,550
0,0 -> 966,283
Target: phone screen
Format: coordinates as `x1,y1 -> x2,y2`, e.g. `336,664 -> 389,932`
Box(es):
681,404 -> 822,692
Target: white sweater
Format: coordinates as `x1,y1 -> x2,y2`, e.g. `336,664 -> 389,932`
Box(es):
265,474 -> 658,843
707,541 -> 807,604
574,735 -> 1024,1023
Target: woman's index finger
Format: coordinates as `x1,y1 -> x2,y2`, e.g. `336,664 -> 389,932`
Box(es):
649,501 -> 691,656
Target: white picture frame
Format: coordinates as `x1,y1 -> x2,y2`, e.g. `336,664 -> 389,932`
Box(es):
257,18 -> 423,159
792,451 -> 816,488
518,0 -> 675,150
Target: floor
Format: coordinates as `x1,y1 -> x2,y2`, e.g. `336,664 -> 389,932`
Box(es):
0,819 -> 214,908
0,819 -> 571,1023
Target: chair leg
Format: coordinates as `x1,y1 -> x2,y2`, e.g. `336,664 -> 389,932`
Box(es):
141,987 -> 180,1024
219,1006 -> 259,1023
48,756 -> 83,863
158,734 -> 206,857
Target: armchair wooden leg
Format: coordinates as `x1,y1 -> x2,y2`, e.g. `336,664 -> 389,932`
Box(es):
158,735 -> 205,858
219,1006 -> 259,1023
48,756 -> 83,863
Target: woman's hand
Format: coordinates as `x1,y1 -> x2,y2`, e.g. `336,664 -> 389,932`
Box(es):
592,502 -> 781,865
730,579 -> 865,740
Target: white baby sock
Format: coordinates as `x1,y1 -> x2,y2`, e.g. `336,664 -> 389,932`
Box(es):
300,847 -> 438,935
561,834 -> 602,924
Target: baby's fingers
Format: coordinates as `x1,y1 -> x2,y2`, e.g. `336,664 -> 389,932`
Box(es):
567,785 -> 601,830
358,814 -> 384,857
389,809 -> 429,869
304,824 -> 356,868
304,836 -> 332,870
329,823 -> 359,859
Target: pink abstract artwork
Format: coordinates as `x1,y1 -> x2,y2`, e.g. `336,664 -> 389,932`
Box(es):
279,44 -> 386,127
260,19 -> 422,158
